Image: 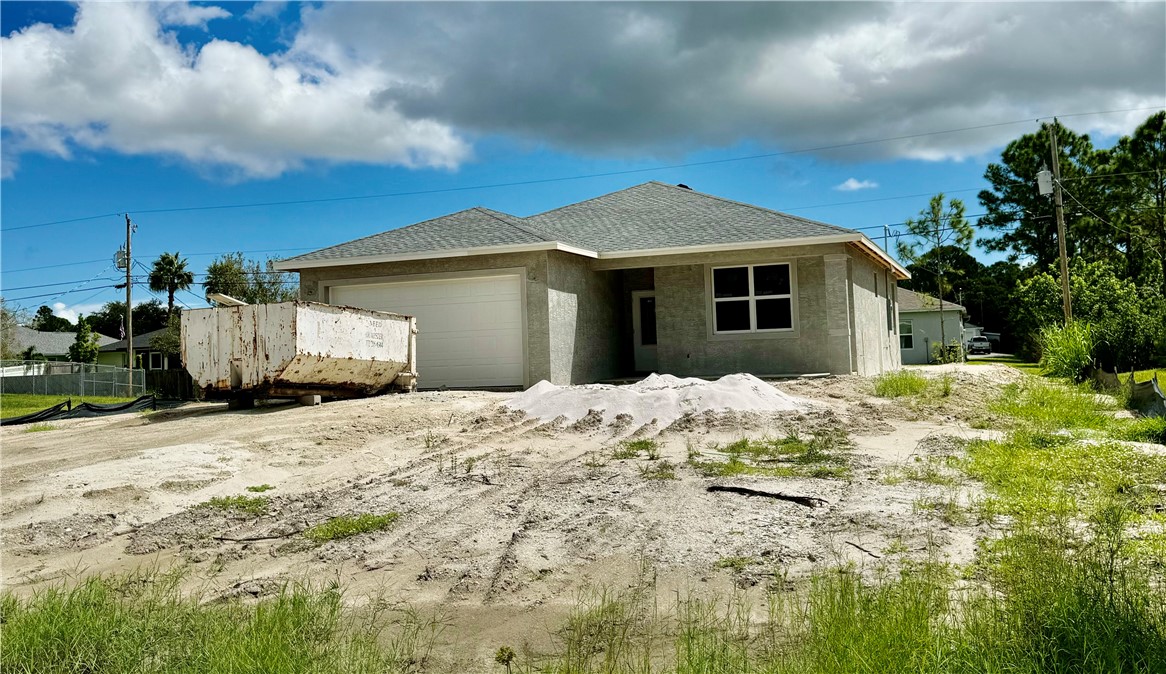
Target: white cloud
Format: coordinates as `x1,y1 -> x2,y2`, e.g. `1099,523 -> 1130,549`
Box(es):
155,2 -> 231,29
835,178 -> 879,192
243,2 -> 286,23
1,2 -> 470,178
1,2 -> 1162,178
52,302 -> 103,325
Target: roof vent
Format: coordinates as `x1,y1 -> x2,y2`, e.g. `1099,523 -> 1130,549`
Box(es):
676,183 -> 692,190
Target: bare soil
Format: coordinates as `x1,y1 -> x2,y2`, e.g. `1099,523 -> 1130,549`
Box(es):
0,364 -> 1017,672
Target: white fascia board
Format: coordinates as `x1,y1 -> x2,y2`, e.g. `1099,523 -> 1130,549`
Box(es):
596,233 -> 862,260
273,241 -> 597,271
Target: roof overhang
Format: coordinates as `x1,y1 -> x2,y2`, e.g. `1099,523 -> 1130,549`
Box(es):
276,232 -> 910,279
273,241 -> 597,271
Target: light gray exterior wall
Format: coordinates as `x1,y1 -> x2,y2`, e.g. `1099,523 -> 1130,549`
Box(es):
545,251 -> 621,384
900,310 -> 965,365
294,242 -> 902,386
848,252 -> 902,375
601,244 -> 858,377
297,251 -> 553,385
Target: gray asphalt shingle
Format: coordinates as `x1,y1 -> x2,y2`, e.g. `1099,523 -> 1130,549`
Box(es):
282,181 -> 859,264
11,326 -> 118,357
289,207 -> 552,262
897,287 -> 965,313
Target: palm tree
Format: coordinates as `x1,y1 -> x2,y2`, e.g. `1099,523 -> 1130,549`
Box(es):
148,252 -> 194,316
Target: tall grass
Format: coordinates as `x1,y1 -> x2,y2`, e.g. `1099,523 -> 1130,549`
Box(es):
531,526 -> 1166,673
0,570 -> 438,674
873,370 -> 930,398
1039,321 -> 1096,382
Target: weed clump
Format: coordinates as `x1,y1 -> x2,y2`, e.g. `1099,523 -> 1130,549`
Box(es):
197,495 -> 268,516
245,484 -> 275,493
305,513 -> 399,543
689,431 -> 852,479
613,438 -> 659,460
873,370 -> 930,398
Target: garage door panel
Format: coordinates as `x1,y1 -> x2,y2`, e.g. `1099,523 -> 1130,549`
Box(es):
330,275 -> 524,389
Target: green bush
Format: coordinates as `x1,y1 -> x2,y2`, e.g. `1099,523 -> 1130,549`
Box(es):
1039,321 -> 1096,382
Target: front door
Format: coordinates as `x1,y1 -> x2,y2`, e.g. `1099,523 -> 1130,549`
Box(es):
632,291 -> 658,373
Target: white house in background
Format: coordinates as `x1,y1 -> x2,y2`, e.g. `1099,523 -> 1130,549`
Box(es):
897,288 -> 966,365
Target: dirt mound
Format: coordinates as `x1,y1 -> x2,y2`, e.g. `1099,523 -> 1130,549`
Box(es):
507,373 -> 814,429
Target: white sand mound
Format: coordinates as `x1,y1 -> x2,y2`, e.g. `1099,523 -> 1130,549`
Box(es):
505,373 -> 812,428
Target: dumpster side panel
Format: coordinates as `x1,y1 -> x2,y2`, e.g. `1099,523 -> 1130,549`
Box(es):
182,301 -> 413,396
274,303 -> 412,392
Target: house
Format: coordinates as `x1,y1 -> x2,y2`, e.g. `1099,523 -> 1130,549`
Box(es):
275,182 -> 910,389
11,326 -> 118,362
896,288 -> 966,364
98,328 -> 181,370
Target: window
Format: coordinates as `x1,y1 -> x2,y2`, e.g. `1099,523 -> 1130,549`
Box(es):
711,263 -> 793,333
899,320 -> 913,349
149,352 -> 163,370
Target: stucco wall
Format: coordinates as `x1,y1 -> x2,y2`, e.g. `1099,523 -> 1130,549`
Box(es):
546,252 -> 621,384
899,311 -> 965,365
848,253 -> 902,375
296,251 -> 552,385
643,246 -> 856,376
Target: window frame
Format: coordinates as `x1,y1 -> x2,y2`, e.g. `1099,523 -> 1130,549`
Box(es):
148,351 -> 163,370
710,263 -> 795,335
899,319 -> 914,350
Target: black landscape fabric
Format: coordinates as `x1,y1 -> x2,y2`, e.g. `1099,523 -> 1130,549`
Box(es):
1,395 -> 157,426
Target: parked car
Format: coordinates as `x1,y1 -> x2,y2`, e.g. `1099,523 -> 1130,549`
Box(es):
967,336 -> 992,355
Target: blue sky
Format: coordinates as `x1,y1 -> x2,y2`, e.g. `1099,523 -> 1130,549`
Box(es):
2,1 -> 1163,325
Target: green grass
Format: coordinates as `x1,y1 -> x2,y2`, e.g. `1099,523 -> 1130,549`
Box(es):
638,460 -> 677,481
0,393 -> 138,419
689,432 -> 852,480
197,495 -> 269,517
873,370 -> 930,398
965,354 -> 1044,375
0,570 -> 435,674
246,484 -> 275,493
24,422 -> 57,433
613,437 -> 659,460
989,379 -> 1116,431
304,513 -> 399,543
1133,368 -> 1166,384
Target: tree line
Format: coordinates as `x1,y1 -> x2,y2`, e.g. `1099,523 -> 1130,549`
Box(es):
899,111 -> 1165,372
0,252 -> 297,362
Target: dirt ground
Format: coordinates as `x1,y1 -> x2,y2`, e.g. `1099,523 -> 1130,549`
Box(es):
0,364 -> 1021,671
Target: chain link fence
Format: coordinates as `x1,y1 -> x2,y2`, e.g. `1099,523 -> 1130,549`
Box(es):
0,361 -> 146,397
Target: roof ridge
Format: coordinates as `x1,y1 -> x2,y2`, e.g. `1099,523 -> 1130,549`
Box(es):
646,181 -> 855,234
527,181 -> 657,221
472,207 -> 558,243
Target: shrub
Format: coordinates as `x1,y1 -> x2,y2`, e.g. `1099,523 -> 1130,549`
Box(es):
1039,321 -> 1096,382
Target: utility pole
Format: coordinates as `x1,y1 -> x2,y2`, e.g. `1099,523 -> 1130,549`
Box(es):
125,214 -> 134,395
1049,119 -> 1073,323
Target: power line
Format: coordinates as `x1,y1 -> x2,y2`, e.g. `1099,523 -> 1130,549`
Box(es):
4,105 -> 1161,233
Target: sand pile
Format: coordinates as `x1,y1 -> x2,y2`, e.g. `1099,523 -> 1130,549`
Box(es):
505,373 -> 812,428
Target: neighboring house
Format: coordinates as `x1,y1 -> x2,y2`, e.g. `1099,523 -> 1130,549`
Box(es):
275,181 -> 910,389
10,326 -> 117,362
98,328 -> 180,370
897,288 -> 966,365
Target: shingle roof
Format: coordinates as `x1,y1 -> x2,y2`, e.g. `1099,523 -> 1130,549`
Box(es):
99,328 -> 169,352
288,207 -> 555,262
280,182 -> 862,266
11,326 -> 118,357
525,181 -> 853,251
897,287 -> 965,313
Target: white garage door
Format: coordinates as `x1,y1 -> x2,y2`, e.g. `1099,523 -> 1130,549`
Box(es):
329,274 -> 524,389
